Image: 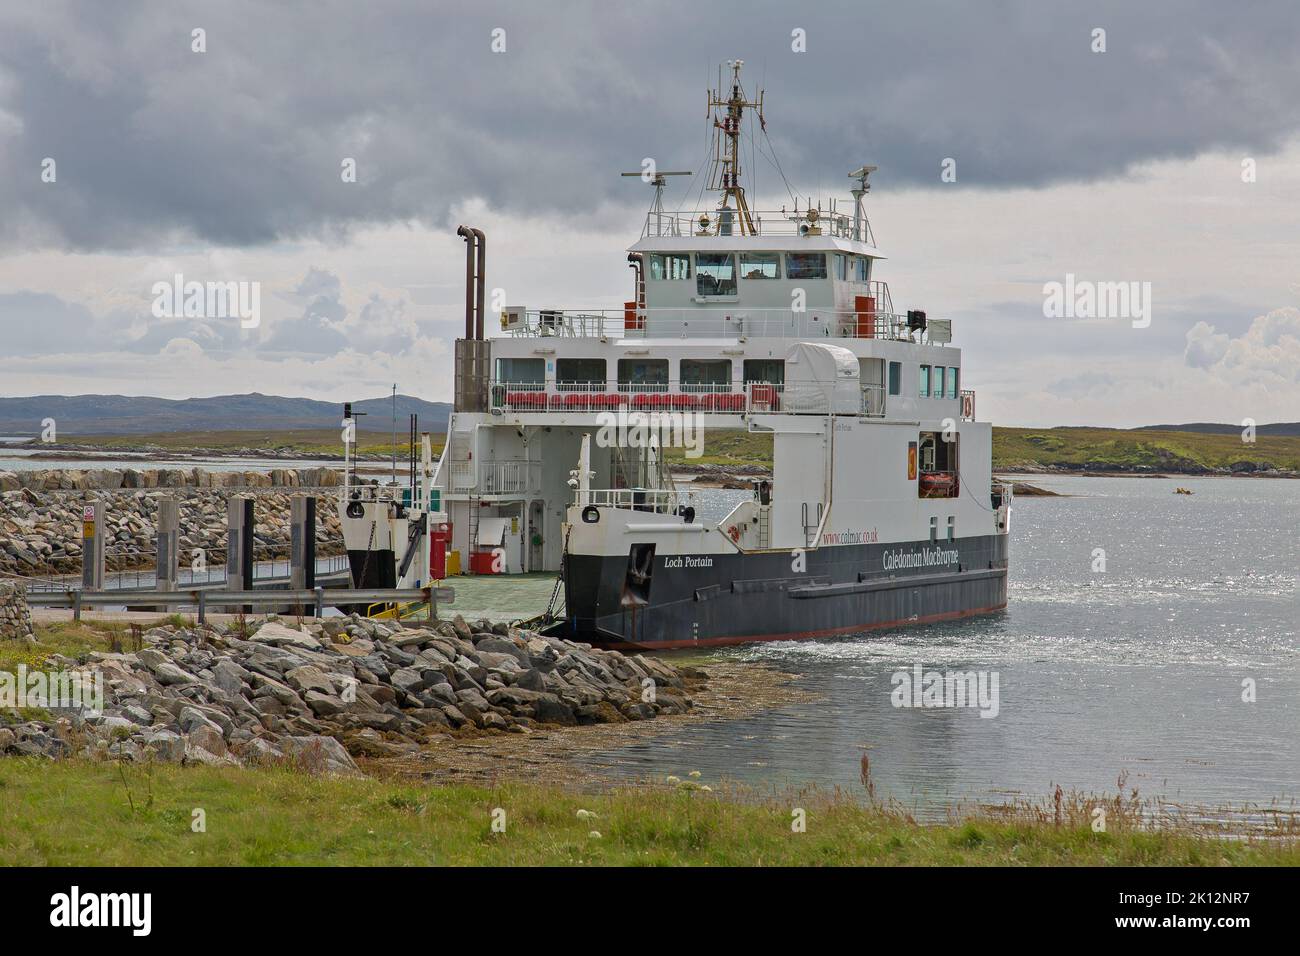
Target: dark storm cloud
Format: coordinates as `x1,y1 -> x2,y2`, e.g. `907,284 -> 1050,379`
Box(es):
3,0 -> 1299,252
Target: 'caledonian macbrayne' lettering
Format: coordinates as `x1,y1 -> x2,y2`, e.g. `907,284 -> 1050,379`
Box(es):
882,546 -> 960,571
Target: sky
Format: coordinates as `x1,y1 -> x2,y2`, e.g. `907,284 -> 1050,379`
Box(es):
1,0 -> 1298,428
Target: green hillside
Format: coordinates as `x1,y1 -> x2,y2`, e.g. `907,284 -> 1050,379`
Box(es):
667,427 -> 1300,474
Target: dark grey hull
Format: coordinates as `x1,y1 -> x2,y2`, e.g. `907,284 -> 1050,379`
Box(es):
547,534 -> 1009,650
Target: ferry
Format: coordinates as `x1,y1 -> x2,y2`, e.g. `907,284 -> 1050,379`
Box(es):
340,61 -> 1012,649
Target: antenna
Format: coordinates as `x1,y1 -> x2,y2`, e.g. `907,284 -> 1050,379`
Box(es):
706,59 -> 764,236
621,170 -> 692,237
848,165 -> 878,245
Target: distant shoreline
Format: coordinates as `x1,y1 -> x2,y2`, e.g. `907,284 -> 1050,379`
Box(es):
5,424 -> 1299,480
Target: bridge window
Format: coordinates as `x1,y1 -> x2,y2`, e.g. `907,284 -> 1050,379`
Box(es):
855,257 -> 871,282
919,364 -> 930,397
739,251 -> 780,279
556,358 -> 605,384
888,361 -> 901,395
695,253 -> 737,296
648,253 -> 691,281
496,357 -> 545,387
947,367 -> 959,399
934,367 -> 946,399
786,252 -> 827,280
681,359 -> 731,387
618,358 -> 669,391
743,359 -> 785,385
834,254 -> 848,281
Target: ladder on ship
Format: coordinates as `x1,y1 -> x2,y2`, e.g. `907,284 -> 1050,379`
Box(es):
757,505 -> 771,550
466,494 -> 481,574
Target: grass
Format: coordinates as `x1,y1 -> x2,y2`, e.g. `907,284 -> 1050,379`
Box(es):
0,617 -> 191,675
664,426 -> 1300,473
0,759 -> 1294,866
41,426 -> 1300,473
55,429 -> 443,459
992,426 -> 1300,473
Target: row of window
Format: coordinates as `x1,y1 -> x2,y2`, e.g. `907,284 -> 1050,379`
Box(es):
919,364 -> 959,399
500,356 -> 960,397
498,357 -> 783,387
648,251 -> 872,297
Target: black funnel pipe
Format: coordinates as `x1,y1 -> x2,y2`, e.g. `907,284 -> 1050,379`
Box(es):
456,225 -> 477,339
627,252 -> 644,310
471,227 -> 486,340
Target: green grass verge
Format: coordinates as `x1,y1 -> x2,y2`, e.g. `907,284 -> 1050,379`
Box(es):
58,430 -> 444,459
992,427 -> 1300,473
665,426 -> 1300,473
51,425 -> 1299,473
0,760 -> 1293,866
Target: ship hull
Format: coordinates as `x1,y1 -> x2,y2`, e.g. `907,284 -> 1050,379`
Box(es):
547,534 -> 1008,650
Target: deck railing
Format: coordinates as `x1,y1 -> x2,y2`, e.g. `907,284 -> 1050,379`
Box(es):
581,487 -> 680,514
861,384 -> 886,418
490,380 -> 889,418
500,307 -> 935,343
449,459 -> 542,495
643,208 -> 875,244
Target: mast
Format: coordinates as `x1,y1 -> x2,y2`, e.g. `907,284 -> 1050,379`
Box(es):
706,59 -> 764,236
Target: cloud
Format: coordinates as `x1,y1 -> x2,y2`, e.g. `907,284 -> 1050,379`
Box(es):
1214,308 -> 1300,383
1183,309 -> 1300,385
1184,320 -> 1231,368
5,1 -> 1300,252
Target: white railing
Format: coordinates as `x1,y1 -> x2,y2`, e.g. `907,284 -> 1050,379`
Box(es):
500,306 -> 930,342
644,208 -> 875,244
490,380 -> 887,417
582,487 -> 680,514
861,383 -> 886,418
491,381 -> 747,413
449,459 -> 541,495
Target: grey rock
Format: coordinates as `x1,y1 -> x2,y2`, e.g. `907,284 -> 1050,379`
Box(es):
304,691 -> 345,717
284,664 -> 336,696
280,735 -> 360,775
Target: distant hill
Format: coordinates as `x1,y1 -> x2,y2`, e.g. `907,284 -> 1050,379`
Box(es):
1132,422 -> 1300,436
0,393 -> 451,436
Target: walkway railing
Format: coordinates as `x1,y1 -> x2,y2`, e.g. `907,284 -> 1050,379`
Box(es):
501,306 -> 936,342
643,207 -> 875,243
22,551 -> 351,594
582,488 -> 680,514
491,380 -> 888,418
27,586 -> 454,623
449,459 -> 542,495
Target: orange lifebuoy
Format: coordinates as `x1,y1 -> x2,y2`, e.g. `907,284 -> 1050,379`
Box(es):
727,525 -> 741,542
961,393 -> 974,419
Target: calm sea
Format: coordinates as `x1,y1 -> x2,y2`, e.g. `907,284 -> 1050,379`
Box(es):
579,475 -> 1299,815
